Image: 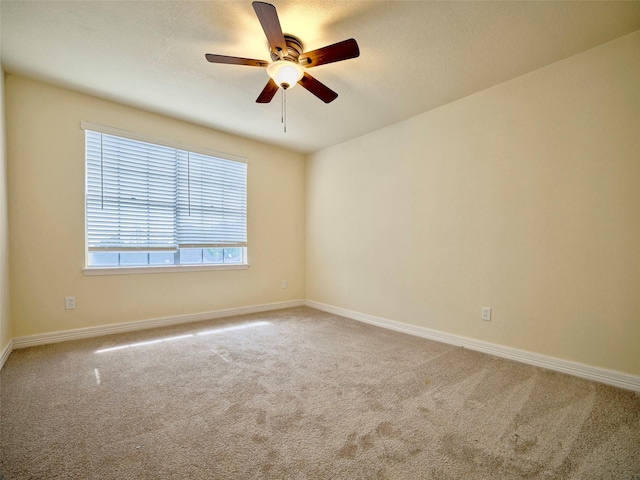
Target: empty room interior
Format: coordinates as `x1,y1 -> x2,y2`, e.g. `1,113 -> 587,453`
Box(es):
1,1 -> 639,478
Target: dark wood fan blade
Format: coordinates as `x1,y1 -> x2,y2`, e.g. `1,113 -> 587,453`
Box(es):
299,38 -> 360,68
298,72 -> 338,103
205,54 -> 268,67
252,2 -> 287,58
256,78 -> 279,103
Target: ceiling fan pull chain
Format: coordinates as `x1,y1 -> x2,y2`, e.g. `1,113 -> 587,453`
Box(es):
280,87 -> 288,133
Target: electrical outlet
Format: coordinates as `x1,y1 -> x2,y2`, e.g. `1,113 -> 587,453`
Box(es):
481,307 -> 491,321
282,280 -> 287,289
65,297 -> 76,310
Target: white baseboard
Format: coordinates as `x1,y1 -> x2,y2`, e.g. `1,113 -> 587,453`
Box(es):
12,300 -> 305,349
0,339 -> 13,371
305,300 -> 640,393
7,298 -> 639,393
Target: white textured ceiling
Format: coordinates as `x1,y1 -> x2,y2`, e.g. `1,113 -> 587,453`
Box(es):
2,1 -> 639,154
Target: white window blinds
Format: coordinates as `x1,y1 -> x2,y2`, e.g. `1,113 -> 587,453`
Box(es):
84,125 -> 247,252
177,151 -> 248,247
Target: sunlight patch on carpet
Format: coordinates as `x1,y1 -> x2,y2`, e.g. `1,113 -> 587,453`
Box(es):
94,321 -> 270,354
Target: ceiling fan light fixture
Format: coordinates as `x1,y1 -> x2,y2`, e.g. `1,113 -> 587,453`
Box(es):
205,2 -> 358,104
267,60 -> 304,89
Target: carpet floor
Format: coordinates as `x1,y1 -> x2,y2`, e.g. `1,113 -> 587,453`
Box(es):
1,306 -> 639,479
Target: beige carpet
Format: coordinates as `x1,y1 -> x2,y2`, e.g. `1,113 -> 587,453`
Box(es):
1,307 -> 639,479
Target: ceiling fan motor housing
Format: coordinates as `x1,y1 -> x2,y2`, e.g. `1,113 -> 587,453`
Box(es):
270,35 -> 304,63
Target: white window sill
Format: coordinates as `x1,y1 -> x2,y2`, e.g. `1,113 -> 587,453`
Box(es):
83,263 -> 249,276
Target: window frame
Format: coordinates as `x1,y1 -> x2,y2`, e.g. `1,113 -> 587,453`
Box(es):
81,122 -> 249,275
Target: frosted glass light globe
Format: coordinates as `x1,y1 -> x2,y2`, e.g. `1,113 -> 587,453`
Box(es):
267,60 -> 304,89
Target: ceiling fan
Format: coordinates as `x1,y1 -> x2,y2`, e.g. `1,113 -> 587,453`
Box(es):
205,1 -> 360,104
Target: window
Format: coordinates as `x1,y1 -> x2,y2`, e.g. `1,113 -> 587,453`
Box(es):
83,122 -> 247,272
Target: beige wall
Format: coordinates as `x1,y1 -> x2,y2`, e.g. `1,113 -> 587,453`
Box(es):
306,32 -> 640,375
0,66 -> 12,353
6,75 -> 305,338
